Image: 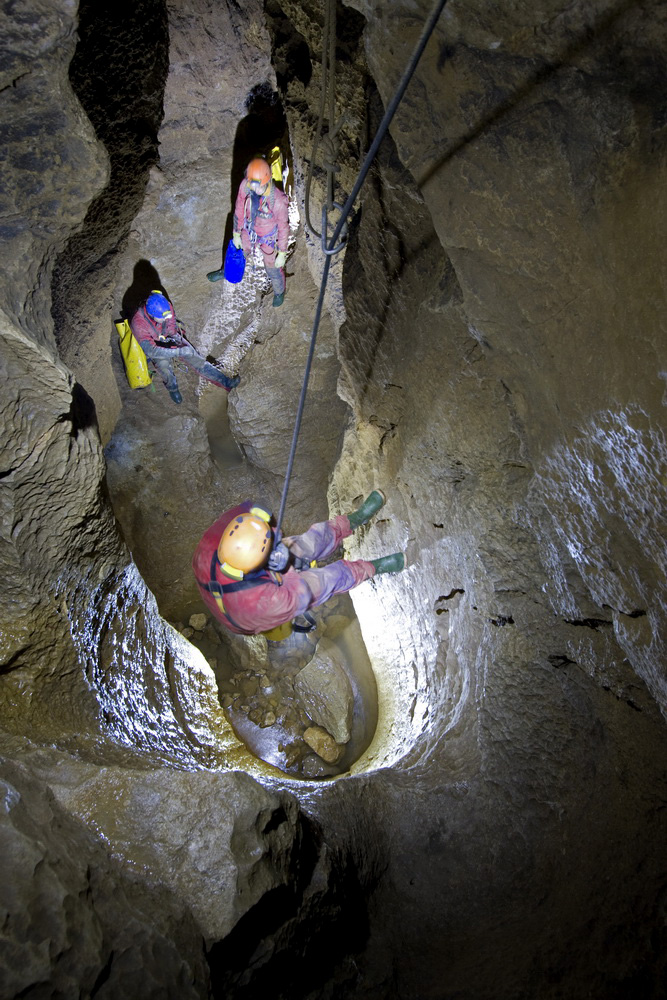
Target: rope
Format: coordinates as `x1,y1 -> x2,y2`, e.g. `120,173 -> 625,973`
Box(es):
304,0 -> 337,238
276,0 -> 448,537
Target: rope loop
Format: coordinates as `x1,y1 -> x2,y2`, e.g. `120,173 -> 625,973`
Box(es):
321,203 -> 347,256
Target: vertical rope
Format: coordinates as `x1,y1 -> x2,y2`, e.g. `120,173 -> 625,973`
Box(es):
276,0 -> 448,537
304,0 -> 337,236
326,0 -> 336,211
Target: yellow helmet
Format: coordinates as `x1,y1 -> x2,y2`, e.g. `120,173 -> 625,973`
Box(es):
218,507 -> 273,578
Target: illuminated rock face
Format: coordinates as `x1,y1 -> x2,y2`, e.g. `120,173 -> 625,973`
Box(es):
1,1 -> 667,999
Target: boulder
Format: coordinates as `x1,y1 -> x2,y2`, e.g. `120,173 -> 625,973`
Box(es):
294,639 -> 354,743
303,726 -> 344,764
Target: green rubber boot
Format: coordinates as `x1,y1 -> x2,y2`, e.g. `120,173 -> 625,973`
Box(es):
207,269 -> 224,282
347,490 -> 386,530
371,552 -> 405,575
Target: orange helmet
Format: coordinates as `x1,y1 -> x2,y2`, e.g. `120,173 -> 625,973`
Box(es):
246,157 -> 271,190
218,507 -> 273,577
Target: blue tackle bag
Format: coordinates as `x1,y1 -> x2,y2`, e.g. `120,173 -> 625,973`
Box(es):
224,240 -> 246,284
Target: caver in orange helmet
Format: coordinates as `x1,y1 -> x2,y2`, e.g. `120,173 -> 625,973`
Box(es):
246,157 -> 272,191
217,507 -> 273,577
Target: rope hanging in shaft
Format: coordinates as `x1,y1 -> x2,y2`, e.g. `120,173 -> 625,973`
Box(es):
304,0 -> 341,239
276,0 -> 448,538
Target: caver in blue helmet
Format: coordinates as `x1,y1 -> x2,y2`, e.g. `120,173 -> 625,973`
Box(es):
130,288 -> 240,403
145,291 -> 173,321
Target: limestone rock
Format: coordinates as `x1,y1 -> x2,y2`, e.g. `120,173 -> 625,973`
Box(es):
303,726 -> 344,764
2,1 -> 667,998
221,632 -> 271,674
0,757 -> 207,999
295,640 -> 354,743
189,614 -> 207,631
40,757 -> 303,943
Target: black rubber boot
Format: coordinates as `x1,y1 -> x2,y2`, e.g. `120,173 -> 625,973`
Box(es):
207,269 -> 224,282
347,490 -> 386,530
169,387 -> 183,404
371,552 -> 405,575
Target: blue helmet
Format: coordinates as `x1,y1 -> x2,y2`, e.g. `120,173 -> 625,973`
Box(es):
145,291 -> 173,320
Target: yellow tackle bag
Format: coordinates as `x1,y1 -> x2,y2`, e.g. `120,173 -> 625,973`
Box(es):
115,320 -> 152,389
268,146 -> 283,183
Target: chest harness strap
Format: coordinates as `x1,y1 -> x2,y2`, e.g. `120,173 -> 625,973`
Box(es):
201,552 -> 281,633
200,552 -> 316,637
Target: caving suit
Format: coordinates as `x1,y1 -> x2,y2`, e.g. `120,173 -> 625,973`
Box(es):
234,180 -> 289,296
130,302 -> 236,393
192,501 -> 377,636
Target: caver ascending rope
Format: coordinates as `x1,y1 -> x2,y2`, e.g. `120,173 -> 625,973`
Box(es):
192,492 -> 404,639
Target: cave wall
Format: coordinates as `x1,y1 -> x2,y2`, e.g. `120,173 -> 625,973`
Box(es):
273,0 -> 667,996
0,0 -> 666,998
0,4 -> 311,994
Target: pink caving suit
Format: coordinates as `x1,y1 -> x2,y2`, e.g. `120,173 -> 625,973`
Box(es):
234,180 -> 289,295
192,502 -> 377,635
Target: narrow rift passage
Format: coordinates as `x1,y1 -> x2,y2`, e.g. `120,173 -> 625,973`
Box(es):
1,1 -> 666,998
102,130 -> 381,779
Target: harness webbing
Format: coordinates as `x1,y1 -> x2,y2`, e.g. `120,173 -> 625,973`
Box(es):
276,0 -> 448,537
244,186 -> 279,250
200,551 -> 279,633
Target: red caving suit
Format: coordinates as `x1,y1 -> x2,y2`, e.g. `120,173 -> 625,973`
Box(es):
192,502 -> 376,635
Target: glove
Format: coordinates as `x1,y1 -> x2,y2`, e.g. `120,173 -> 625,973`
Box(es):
275,251 -> 286,269
232,231 -> 243,250
267,542 -> 291,572
144,342 -> 188,359
156,343 -> 194,358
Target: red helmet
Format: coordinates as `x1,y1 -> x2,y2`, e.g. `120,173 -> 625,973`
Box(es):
246,157 -> 271,190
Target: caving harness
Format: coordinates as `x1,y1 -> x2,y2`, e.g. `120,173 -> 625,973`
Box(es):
201,552 -> 315,640
242,182 -> 279,254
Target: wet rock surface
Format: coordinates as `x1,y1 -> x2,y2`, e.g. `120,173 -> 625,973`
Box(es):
294,638 -> 354,744
175,592 -> 377,780
0,754 -> 209,999
1,0 -> 667,998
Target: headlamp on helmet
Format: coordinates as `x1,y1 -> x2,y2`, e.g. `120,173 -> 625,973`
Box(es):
246,157 -> 271,194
